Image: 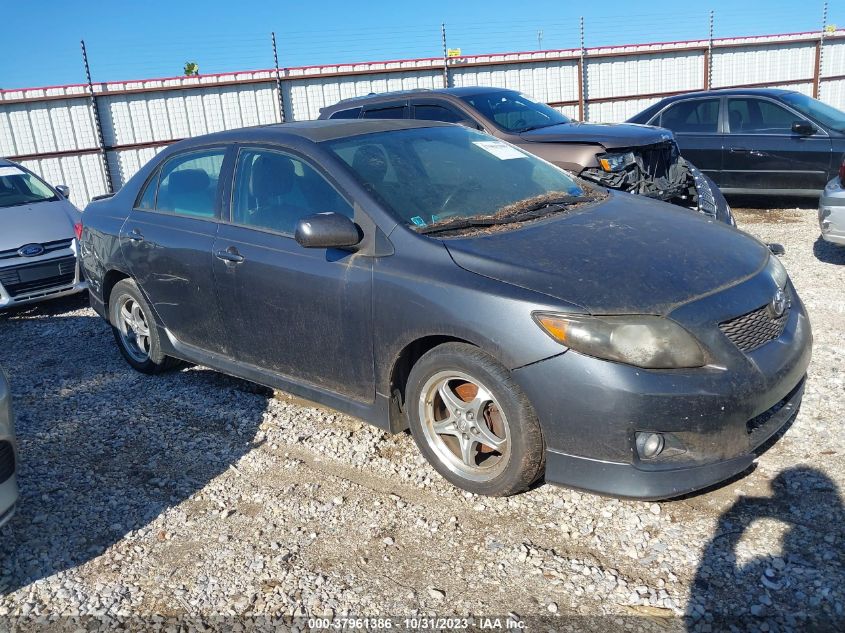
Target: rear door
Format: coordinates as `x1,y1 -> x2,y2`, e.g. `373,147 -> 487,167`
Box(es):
121,146 -> 232,354
212,145 -> 374,400
721,96 -> 832,192
654,97 -> 723,183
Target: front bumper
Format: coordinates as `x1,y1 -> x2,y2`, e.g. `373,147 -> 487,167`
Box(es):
819,177 -> 845,246
513,279 -> 812,500
0,243 -> 87,309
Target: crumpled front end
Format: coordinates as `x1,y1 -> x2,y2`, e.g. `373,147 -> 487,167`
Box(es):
580,140 -> 734,225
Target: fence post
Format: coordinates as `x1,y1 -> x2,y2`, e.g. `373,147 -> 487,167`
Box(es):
577,17 -> 586,121
704,10 -> 714,90
814,1 -> 828,99
441,23 -> 450,89
81,39 -> 113,194
271,32 -> 286,123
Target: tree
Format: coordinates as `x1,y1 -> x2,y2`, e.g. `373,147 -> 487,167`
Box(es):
184,62 -> 199,77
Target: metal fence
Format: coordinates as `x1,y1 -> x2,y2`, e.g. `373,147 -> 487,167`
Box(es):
2,27 -> 844,208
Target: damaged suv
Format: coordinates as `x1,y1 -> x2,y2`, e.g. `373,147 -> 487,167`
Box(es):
319,87 -> 734,225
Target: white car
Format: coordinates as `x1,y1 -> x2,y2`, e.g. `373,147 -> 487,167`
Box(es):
819,158 -> 845,246
0,368 -> 17,528
0,159 -> 87,308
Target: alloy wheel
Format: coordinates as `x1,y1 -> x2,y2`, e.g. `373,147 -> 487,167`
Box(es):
116,295 -> 151,363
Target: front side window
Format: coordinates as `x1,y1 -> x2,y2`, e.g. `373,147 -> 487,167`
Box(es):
781,92 -> 845,133
231,148 -> 353,235
727,98 -> 799,134
155,149 -> 225,218
0,165 -> 57,209
362,106 -> 407,119
660,99 -> 719,133
459,90 -> 569,133
323,126 -> 584,230
413,104 -> 466,124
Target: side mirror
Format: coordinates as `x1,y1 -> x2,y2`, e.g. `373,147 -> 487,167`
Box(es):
295,212 -> 362,249
791,121 -> 816,136
55,184 -> 71,198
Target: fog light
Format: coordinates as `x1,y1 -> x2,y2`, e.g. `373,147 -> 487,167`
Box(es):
636,432 -> 665,460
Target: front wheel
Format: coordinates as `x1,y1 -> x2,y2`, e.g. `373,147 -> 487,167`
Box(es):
406,343 -> 545,496
109,279 -> 181,374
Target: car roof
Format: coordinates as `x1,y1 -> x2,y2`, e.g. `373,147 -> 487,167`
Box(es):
654,87 -> 797,104
323,86 -> 511,110
166,119 -> 453,149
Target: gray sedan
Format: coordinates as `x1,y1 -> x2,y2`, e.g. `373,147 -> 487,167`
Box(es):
819,162 -> 845,245
0,159 -> 87,308
0,368 -> 18,528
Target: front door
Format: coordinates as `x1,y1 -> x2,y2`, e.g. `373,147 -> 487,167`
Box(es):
721,97 -> 832,193
212,146 -> 374,401
120,146 -> 231,353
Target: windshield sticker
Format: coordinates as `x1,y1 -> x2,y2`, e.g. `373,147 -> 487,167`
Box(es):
430,214 -> 442,222
0,166 -> 25,177
410,215 -> 427,227
472,140 -> 527,160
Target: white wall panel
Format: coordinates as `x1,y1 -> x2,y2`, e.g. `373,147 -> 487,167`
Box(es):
586,51 -> 703,100
711,42 -> 816,87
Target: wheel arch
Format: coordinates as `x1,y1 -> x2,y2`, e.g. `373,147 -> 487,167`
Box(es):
102,269 -> 131,322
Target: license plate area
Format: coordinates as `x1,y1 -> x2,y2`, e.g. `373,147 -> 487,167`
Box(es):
17,263 -> 62,283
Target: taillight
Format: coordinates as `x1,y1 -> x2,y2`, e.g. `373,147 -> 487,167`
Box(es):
74,222 -> 83,241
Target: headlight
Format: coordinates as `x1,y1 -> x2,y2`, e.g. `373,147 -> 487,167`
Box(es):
766,254 -> 788,289
533,312 -> 706,369
597,151 -> 636,172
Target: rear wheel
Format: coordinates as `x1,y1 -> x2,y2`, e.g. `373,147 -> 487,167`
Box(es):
109,279 -> 180,374
406,343 -> 545,496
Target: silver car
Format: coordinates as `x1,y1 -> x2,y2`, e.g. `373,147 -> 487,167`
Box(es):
0,368 -> 17,528
0,159 -> 87,308
819,161 -> 845,246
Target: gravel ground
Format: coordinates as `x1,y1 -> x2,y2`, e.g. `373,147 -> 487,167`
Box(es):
0,207 -> 843,631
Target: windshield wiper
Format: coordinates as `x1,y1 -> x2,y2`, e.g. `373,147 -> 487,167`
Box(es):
417,194 -> 590,235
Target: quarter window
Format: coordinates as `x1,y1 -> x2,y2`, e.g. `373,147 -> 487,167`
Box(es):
155,149 -> 225,218
231,148 -> 353,235
413,104 -> 466,124
727,98 -> 798,134
329,107 -> 362,120
136,172 -> 158,209
659,99 -> 720,133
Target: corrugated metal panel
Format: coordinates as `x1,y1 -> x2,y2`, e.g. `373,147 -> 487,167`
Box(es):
585,51 -> 704,101
0,99 -> 96,156
451,60 -> 580,106
18,154 -> 108,208
585,97 -> 665,124
711,42 -> 816,87
820,78 -> 845,110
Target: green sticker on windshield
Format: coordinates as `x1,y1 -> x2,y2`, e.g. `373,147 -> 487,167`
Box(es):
410,216 -> 427,226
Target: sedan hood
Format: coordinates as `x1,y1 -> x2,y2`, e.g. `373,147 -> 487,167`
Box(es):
0,200 -> 78,251
519,122 -> 674,149
444,193 -> 769,315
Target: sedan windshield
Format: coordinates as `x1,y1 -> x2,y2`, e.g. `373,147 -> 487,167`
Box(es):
0,165 -> 57,208
459,90 -> 570,133
322,126 -> 586,231
781,92 -> 845,133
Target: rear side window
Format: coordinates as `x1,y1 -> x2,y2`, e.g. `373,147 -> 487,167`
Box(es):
660,99 -> 720,133
413,104 -> 466,124
154,149 -> 226,218
329,107 -> 362,120
362,106 -> 408,119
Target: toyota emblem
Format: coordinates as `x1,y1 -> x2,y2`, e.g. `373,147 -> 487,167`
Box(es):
769,288 -> 788,318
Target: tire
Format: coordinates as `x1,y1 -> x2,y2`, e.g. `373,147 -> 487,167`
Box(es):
405,342 -> 545,496
108,279 -> 181,374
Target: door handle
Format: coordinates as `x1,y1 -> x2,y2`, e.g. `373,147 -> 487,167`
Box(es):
215,247 -> 244,264
728,147 -> 749,153
128,228 -> 144,242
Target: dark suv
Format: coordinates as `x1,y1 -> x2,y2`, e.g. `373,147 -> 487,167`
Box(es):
319,87 -> 733,224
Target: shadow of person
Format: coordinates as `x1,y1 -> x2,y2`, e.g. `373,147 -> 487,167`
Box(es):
0,306 -> 270,597
686,467 -> 845,632
812,237 -> 845,265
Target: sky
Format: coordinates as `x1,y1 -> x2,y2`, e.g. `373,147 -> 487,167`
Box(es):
1,0 -> 841,90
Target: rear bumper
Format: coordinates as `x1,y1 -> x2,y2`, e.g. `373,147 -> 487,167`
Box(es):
819,177 -> 845,245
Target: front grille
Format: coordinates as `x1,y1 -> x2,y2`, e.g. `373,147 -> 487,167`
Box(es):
635,141 -> 678,180
0,255 -> 76,297
0,238 -> 73,261
719,302 -> 789,353
0,441 -> 14,485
